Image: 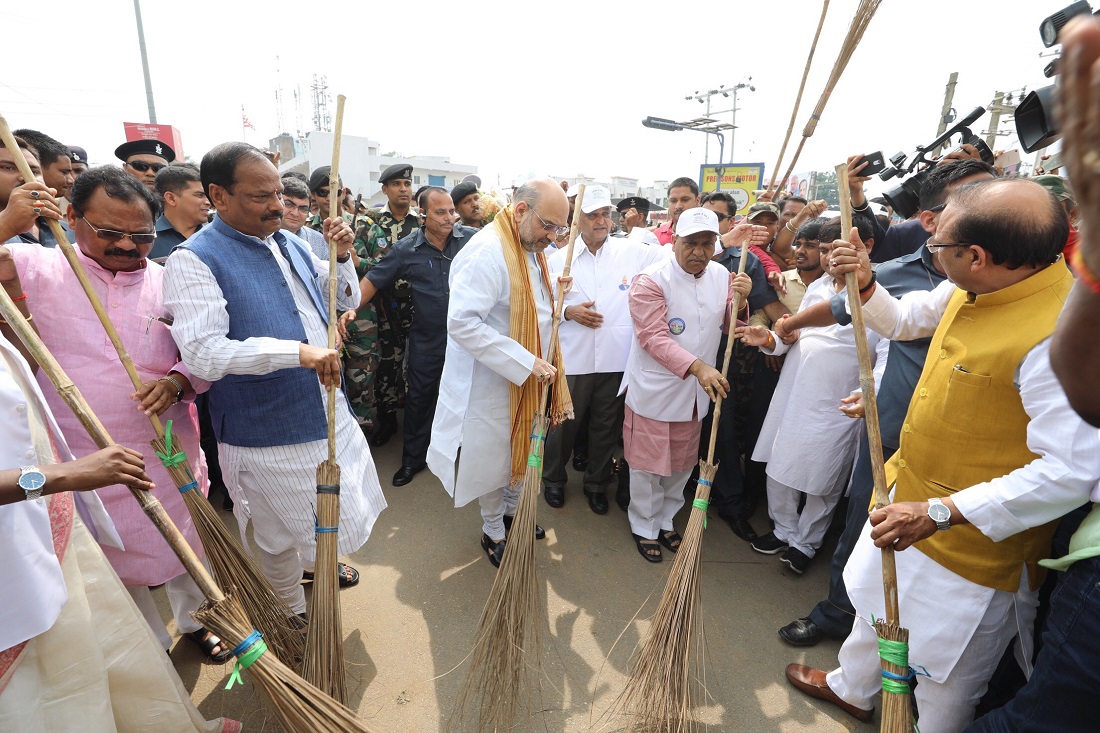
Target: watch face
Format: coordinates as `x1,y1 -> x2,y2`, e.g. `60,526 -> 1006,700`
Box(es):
929,503 -> 951,523
19,471 -> 46,491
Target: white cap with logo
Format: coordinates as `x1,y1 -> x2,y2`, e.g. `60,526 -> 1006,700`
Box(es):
675,207 -> 721,237
580,185 -> 613,213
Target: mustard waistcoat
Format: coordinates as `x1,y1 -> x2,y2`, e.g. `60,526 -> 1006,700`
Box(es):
886,259 -> 1073,592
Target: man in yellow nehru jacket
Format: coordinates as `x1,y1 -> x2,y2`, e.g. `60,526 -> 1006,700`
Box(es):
783,177 -> 1100,731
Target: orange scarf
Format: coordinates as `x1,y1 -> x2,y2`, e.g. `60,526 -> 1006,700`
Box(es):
493,206 -> 573,486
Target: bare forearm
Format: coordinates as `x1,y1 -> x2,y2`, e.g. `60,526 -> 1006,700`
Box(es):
1051,283 -> 1100,426
783,299 -> 836,331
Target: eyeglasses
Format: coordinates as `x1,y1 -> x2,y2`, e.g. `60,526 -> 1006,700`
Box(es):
712,211 -> 731,222
925,236 -> 975,253
79,215 -> 157,245
285,204 -> 311,214
926,203 -> 947,214
530,206 -> 569,237
315,188 -> 330,198
126,160 -> 166,174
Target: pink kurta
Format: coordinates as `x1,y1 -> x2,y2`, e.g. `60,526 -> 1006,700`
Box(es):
12,244 -> 209,586
621,273 -> 732,475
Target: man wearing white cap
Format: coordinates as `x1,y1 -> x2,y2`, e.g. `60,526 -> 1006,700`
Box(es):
544,186 -> 666,513
620,207 -> 751,562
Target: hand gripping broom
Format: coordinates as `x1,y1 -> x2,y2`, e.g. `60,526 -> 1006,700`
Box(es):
614,234 -> 751,733
449,184 -> 586,732
835,161 -> 914,732
302,93 -> 349,703
0,113 -> 306,666
0,285 -> 382,733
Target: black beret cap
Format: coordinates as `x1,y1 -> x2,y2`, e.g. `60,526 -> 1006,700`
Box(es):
379,163 -> 413,184
450,181 -> 478,205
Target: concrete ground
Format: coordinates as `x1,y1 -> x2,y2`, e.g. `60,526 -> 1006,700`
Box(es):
158,426 -> 881,732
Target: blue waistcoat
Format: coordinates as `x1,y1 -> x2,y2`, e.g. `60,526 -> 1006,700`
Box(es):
182,215 -> 329,447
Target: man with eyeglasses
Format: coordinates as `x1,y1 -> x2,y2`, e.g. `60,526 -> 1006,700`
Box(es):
114,139 -> 174,193
428,178 -> 571,568
150,163 -> 210,262
340,187 -> 478,487
0,165 -> 236,663
164,142 -> 386,613
281,175 -> 328,260
782,176 -> 1100,730
541,186 -> 666,515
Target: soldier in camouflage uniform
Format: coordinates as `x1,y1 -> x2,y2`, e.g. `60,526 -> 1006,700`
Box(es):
367,163 -> 419,447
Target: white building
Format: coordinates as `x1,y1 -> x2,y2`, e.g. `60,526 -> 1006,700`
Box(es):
273,131 -> 477,206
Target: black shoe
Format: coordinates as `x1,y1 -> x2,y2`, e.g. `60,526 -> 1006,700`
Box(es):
502,513 -> 545,540
544,485 -> 565,508
572,450 -> 588,471
751,532 -> 788,555
727,516 -> 758,542
585,490 -> 609,515
616,482 -> 630,511
370,415 -> 397,448
391,463 -> 424,487
781,547 -> 811,575
779,618 -> 827,647
481,534 -> 506,568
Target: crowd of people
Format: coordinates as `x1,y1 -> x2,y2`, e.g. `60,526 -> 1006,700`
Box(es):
3,16 -> 1100,732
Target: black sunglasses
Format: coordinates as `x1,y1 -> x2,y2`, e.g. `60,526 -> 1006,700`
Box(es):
126,160 -> 166,174
79,214 -> 157,245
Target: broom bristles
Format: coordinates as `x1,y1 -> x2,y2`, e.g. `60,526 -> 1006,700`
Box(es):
876,619 -> 915,732
611,459 -> 715,733
195,591 -> 380,732
152,436 -> 307,667
303,459 -> 348,704
449,413 -> 548,733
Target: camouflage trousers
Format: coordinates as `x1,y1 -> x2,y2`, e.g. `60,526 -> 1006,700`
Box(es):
375,296 -> 414,418
343,306 -> 379,430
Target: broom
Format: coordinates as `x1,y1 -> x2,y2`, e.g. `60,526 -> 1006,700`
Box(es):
0,114 -> 307,666
835,162 -> 913,732
0,284 -> 381,733
449,183 -> 586,733
614,236 -> 751,733
765,0 -> 830,196
775,0 -> 883,192
302,93 -> 348,703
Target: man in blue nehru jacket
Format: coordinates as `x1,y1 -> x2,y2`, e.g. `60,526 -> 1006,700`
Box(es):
163,142 -> 387,616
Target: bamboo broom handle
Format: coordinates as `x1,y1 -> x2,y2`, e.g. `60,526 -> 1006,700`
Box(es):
704,240 -> 749,464
766,0 -> 830,194
0,285 -> 225,603
539,184 -> 585,415
325,95 -> 346,465
0,114 -> 168,439
835,162 -> 900,624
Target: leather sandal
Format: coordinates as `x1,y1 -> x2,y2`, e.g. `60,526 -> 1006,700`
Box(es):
659,530 -> 683,553
185,628 -> 232,664
633,533 -> 662,563
301,562 -> 360,588
481,533 -> 507,568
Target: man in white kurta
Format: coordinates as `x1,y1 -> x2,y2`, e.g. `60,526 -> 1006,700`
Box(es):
544,185 -> 666,513
619,208 -> 749,562
164,143 -> 386,614
427,178 -> 569,566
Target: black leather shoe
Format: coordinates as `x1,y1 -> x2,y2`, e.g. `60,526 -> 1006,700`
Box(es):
572,450 -> 588,471
616,483 -> 630,511
585,490 -> 609,515
370,415 -> 397,448
727,517 -> 758,542
544,485 -> 565,508
391,464 -> 424,487
502,513 -> 545,540
779,618 -> 827,647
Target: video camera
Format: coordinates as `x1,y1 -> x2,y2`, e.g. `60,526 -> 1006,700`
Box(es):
1015,1 -> 1100,153
876,106 -> 994,219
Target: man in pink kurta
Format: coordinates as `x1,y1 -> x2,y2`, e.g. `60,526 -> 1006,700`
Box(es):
620,207 -> 750,562
1,167 -> 227,660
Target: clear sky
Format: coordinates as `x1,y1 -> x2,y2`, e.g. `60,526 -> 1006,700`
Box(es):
0,0 -> 1065,195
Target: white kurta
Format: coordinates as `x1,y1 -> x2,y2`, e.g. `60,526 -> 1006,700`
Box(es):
163,239 -> 386,561
752,277 -> 889,495
837,282 -> 1100,683
548,235 -> 666,375
427,227 -> 553,507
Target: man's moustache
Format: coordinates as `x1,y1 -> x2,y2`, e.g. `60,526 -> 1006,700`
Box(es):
103,248 -> 140,259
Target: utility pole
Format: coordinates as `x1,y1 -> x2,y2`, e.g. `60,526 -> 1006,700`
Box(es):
985,91 -> 1005,149
132,0 -> 157,123
933,72 -> 958,154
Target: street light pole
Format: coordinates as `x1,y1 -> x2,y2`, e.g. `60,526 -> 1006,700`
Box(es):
133,0 -> 157,124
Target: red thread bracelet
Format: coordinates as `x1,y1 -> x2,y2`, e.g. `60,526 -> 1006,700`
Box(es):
10,292 -> 27,302
1070,248 -> 1100,295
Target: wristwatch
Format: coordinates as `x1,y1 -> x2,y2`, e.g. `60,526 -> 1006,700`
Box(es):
18,465 -> 46,502
927,498 -> 951,531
